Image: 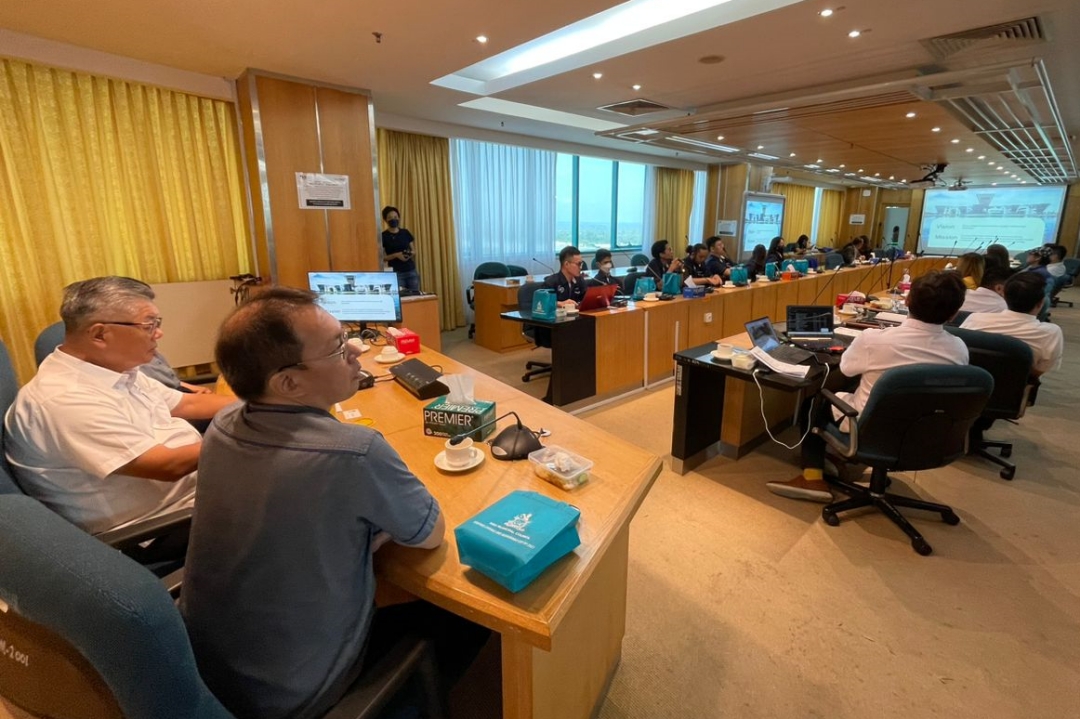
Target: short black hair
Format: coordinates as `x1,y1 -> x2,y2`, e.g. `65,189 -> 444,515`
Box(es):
558,245 -> 581,266
215,287 -> 320,401
1050,244 -> 1067,262
706,236 -> 724,250
985,243 -> 1010,269
797,234 -> 809,247
595,249 -> 612,264
906,270 -> 966,324
980,266 -> 1013,290
1004,272 -> 1047,314
381,205 -> 399,221
768,236 -> 785,253
651,240 -> 670,259
693,243 -> 708,254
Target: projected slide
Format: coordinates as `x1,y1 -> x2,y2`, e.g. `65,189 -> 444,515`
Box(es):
741,192 -> 785,258
918,186 -> 1067,255
308,271 -> 402,323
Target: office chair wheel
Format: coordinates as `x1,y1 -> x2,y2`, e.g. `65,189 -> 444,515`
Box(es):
999,446 -> 1012,458
822,509 -> 840,527
941,511 -> 961,526
912,538 -> 933,556
999,466 -> 1016,481
522,374 -> 531,383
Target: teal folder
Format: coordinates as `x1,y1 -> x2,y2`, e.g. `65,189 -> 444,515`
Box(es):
454,490 -> 581,593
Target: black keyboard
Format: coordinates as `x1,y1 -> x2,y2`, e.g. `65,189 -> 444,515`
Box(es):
768,344 -> 814,364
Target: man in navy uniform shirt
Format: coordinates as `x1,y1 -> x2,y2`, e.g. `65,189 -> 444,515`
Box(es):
544,246 -> 589,307
705,236 -> 735,279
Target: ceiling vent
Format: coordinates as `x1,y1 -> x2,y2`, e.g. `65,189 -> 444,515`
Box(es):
597,98 -> 676,116
922,17 -> 1045,61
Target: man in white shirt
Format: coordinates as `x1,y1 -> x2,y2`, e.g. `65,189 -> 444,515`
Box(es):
961,272 -> 1064,377
4,276 -> 234,534
767,271 -> 970,501
1046,245 -> 1067,278
960,266 -> 1010,314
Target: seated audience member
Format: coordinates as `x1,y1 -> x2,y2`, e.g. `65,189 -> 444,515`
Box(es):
793,234 -> 812,255
745,243 -> 768,281
705,236 -> 735,278
4,276 -> 232,534
839,237 -> 863,266
684,243 -> 724,287
764,236 -> 786,267
646,239 -> 683,282
961,272 -> 1064,377
1046,244 -> 1068,278
181,288 -> 483,719
1021,248 -> 1053,283
956,252 -> 985,290
544,245 -> 588,306
592,248 -> 620,287
984,243 -> 1011,270
766,271 -> 969,501
960,266 -> 1011,314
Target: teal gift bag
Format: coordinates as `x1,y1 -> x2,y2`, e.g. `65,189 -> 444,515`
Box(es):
632,277 -> 656,300
730,266 -> 749,286
455,490 -> 581,593
531,288 -> 557,320
766,262 -> 779,280
662,272 -> 683,296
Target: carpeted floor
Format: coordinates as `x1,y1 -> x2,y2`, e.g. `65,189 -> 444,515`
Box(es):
447,291 -> 1080,719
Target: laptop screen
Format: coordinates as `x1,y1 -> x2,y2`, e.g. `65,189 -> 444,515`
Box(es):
786,305 -> 834,336
745,317 -> 781,352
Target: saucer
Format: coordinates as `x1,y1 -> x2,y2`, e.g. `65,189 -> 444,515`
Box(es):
637,297 -> 661,303
374,352 -> 406,364
434,448 -> 485,473
710,350 -> 734,362
347,339 -> 371,354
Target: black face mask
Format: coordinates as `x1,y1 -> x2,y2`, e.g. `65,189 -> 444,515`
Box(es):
388,219 -> 400,228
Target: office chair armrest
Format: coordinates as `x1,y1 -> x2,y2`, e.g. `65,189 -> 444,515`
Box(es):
160,567 -> 185,599
812,390 -> 861,458
95,508 -> 193,552
818,389 -> 858,417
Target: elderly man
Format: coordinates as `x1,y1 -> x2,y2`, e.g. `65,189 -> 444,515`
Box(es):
4,276 -> 232,534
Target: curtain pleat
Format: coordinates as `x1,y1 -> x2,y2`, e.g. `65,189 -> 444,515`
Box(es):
775,183 -> 816,243
653,167 -> 695,248
0,58 -> 250,383
816,189 -> 843,248
376,129 -> 464,330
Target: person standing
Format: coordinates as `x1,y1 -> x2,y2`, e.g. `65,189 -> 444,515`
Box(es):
380,206 -> 420,292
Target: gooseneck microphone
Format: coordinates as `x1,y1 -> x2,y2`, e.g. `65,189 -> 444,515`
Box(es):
532,257 -> 556,274
809,264 -> 845,306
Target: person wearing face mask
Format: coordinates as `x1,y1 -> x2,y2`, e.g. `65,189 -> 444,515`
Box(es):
592,249 -> 620,286
380,206 -> 420,292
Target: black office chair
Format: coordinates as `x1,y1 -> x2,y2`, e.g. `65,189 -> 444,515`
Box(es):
815,364 -> 993,555
824,252 -> 845,270
946,327 -> 1035,480
946,310 -> 971,327
34,321 -> 65,366
506,264 -> 528,277
0,494 -> 446,719
467,262 -> 511,339
517,282 -> 552,383
621,270 -> 643,296
630,253 -> 650,268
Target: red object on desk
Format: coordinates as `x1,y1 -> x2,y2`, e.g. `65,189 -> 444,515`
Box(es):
390,328 -> 421,355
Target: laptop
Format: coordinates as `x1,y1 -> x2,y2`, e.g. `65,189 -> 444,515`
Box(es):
577,283 -> 619,311
785,305 -> 838,348
744,317 -> 814,364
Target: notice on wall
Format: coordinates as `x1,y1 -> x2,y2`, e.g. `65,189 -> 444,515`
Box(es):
715,219 -> 738,237
849,213 -> 866,226
296,173 -> 351,210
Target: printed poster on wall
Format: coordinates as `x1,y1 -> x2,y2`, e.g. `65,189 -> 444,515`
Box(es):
296,173 -> 351,210
849,213 -> 866,226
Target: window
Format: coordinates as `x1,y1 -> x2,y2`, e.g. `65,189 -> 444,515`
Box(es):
553,155 -> 649,253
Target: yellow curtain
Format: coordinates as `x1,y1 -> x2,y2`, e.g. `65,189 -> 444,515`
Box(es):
816,189 -> 843,247
654,167 -> 695,247
376,128 -> 464,330
775,183 -> 816,244
0,58 -> 251,383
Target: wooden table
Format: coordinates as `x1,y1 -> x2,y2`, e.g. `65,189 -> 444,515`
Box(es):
221,348 -> 662,719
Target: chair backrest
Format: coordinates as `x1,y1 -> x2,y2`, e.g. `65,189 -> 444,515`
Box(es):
34,322 -> 65,367
1063,257 -> 1080,280
946,326 -> 1034,421
824,252 -> 844,270
946,310 -> 971,327
621,270 -> 642,296
1013,251 -> 1028,262
0,494 -> 233,719
0,339 -> 22,495
506,264 -> 528,277
630,253 -> 650,268
473,262 -> 511,281
854,364 -> 993,472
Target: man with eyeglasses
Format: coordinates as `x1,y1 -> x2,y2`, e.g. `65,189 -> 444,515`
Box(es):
180,287 -> 484,719
4,276 -> 234,535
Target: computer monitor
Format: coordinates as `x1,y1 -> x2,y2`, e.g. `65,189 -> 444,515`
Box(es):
308,271 -> 402,323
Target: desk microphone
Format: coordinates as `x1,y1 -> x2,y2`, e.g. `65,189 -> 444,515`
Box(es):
808,265 -> 844,306
944,240 -> 959,260
532,257 -> 556,274
849,257 -> 890,299
448,410 -> 543,461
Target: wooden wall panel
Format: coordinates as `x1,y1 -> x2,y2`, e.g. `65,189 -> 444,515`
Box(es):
594,310 -> 645,394
644,302 -> 689,384
719,289 -> 753,336
687,293 -> 725,346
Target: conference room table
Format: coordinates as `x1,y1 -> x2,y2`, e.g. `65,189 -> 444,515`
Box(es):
218,348 -> 662,719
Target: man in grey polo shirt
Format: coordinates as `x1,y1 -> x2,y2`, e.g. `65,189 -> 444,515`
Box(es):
180,287 -> 446,719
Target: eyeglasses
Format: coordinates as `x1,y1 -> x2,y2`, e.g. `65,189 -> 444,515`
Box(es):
100,317 -> 163,334
277,331 -> 349,372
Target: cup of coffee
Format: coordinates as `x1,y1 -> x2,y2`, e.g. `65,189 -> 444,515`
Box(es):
644,292 -> 659,301
444,436 -> 475,468
380,346 -> 401,359
714,342 -> 735,359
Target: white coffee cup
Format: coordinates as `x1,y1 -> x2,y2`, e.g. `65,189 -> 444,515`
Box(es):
714,342 -> 735,359
380,345 -> 400,358
644,292 -> 659,301
444,436 -> 475,467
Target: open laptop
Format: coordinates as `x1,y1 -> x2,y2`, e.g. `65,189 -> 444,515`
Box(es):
577,283 -> 619,311
744,317 -> 814,364
785,305 -> 838,349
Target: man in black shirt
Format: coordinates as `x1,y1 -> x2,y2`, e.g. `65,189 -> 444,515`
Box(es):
381,206 -> 420,292
646,239 -> 683,283
705,236 -> 734,279
684,244 -> 724,287
544,246 -> 588,306
592,249 -> 620,287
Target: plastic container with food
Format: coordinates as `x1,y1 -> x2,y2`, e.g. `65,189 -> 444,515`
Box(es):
528,446 -> 593,491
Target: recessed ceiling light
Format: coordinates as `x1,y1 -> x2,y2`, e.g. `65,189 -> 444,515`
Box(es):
857,168 -> 864,172
632,84 -> 642,91
757,145 -> 765,150
931,127 -> 941,132
1021,180 -> 1027,184
991,182 -> 997,186
901,179 -> 908,183
816,158 -> 823,163
839,164 -> 845,168
819,8 -> 834,17
905,112 -> 916,118
965,148 -> 973,152
789,152 -> 796,157
592,72 -> 603,79
950,139 -> 960,144
889,175 -> 895,180
476,35 -> 488,44
988,161 -> 995,165
996,164 -> 1003,168
977,155 -> 985,160
716,135 -> 724,140
848,29 -> 861,38
874,172 -> 880,177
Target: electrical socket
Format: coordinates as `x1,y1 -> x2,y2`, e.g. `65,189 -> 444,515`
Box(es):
704,312 -> 713,323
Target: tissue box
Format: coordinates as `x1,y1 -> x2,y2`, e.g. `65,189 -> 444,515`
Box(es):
387,327 -> 420,355
423,398 -> 496,441
455,490 -> 581,592
681,285 -> 706,298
